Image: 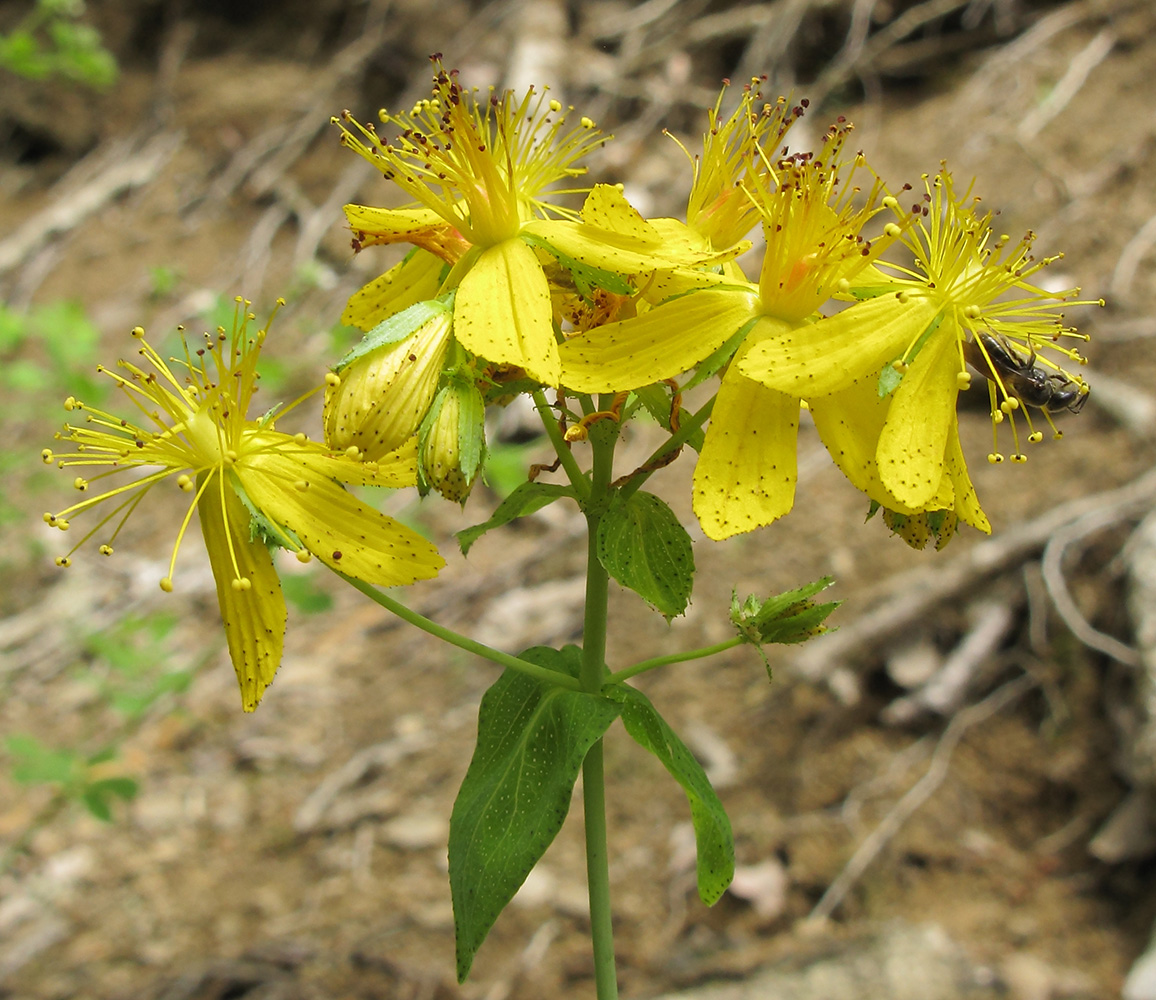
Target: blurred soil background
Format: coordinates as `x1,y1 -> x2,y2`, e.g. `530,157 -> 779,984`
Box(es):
3,0 -> 1156,997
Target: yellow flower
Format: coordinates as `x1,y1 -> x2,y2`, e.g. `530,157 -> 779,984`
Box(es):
740,166 -> 1096,513
334,59 -> 608,385
560,119 -> 896,539
43,299 -> 445,711
669,80 -> 805,253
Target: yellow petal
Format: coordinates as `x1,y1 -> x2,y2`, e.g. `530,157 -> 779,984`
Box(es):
581,184 -> 661,241
522,219 -> 731,275
944,425 -> 990,533
810,378 -> 954,513
692,339 -> 800,540
455,237 -> 559,384
197,472 -> 285,713
237,454 -> 445,586
559,287 -> 762,393
293,437 -> 420,490
877,327 -> 960,508
738,294 -> 940,398
344,204 -> 453,242
342,250 -> 447,331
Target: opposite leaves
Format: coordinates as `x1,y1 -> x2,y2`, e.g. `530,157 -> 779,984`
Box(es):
448,646 -> 620,982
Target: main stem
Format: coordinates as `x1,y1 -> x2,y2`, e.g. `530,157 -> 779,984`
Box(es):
581,422 -> 618,1000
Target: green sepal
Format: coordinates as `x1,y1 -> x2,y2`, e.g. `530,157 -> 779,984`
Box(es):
520,231 -> 635,299
683,317 -> 760,392
417,374 -> 487,500
606,685 -> 734,905
457,481 -> 576,555
448,646 -> 621,983
596,491 -> 694,620
229,472 -> 302,553
333,293 -> 454,372
731,577 -> 840,657
877,363 -> 903,399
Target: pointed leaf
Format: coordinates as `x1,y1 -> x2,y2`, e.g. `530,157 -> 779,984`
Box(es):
449,646 -> 621,982
457,482 -> 575,555
597,491 -> 694,619
609,686 -> 734,904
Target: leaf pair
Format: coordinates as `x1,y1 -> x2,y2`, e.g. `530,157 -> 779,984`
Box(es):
448,646 -> 733,981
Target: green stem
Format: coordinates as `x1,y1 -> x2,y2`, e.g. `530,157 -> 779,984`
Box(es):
531,388 -> 590,499
610,636 -> 743,684
339,573 -> 582,691
583,740 -> 617,1000
618,395 -> 715,501
580,416 -> 619,999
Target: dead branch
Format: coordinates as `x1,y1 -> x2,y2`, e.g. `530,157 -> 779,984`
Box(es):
882,598 -> 1016,725
1111,211 -> 1156,302
1042,505 -> 1143,668
790,465 -> 1156,698
807,672 -> 1037,923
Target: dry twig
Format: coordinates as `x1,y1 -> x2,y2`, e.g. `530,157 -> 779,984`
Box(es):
808,672 -> 1037,922
1042,505 -> 1142,668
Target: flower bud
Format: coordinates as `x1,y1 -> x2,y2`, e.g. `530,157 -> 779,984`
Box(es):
419,378 -> 486,503
323,309 -> 452,461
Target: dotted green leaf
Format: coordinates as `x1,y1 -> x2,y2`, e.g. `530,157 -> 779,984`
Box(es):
608,685 -> 734,905
449,646 -> 621,983
596,491 -> 694,620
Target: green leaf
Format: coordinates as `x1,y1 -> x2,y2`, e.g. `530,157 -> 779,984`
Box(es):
596,491 -> 694,619
608,685 -> 734,904
7,735 -> 79,786
81,778 -> 137,823
449,646 -> 620,982
89,776 -> 139,801
457,481 -> 575,555
82,787 -> 113,821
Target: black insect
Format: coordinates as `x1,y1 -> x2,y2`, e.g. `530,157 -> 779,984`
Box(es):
962,332 -> 1088,414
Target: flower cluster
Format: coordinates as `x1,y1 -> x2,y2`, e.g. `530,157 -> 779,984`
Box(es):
44,59 -> 1097,708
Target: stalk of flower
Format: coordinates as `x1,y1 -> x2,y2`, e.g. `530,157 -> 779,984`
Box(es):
560,116 -> 902,539
739,165 -> 1099,518
42,298 -> 445,711
324,298 -> 454,460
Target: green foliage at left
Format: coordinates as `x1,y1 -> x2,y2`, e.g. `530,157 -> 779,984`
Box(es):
0,0 -> 117,90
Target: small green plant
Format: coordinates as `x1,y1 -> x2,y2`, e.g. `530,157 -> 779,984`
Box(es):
6,736 -> 137,823
83,612 -> 195,720
0,0 -> 116,90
